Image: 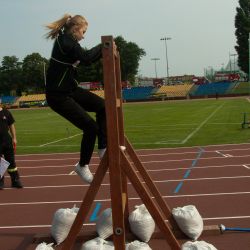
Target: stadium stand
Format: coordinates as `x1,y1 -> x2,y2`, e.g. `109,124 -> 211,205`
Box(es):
153,84 -> 193,99
122,86 -> 154,101
189,82 -> 233,97
17,94 -> 46,102
2,81 -> 249,109
91,90 -> 105,98
0,96 -> 17,105
227,82 -> 250,95
13,94 -> 46,108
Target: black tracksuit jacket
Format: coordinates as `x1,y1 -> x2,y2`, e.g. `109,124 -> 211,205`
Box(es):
45,31 -> 106,166
46,31 -> 102,94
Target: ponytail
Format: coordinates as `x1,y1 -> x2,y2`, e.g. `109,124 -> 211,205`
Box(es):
45,14 -> 71,39
45,14 -> 88,40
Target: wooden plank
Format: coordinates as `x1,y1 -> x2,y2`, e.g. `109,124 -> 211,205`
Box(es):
122,192 -> 127,213
116,98 -> 121,107
60,155 -> 109,250
115,52 -> 130,232
102,36 -> 126,250
120,152 -> 181,250
125,137 -> 180,230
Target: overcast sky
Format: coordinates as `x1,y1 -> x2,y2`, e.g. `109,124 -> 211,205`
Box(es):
0,0 -> 239,78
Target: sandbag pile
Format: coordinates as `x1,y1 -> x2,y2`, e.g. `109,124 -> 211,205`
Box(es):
126,240 -> 152,250
82,205 -> 154,249
129,204 -> 155,242
47,204 -> 154,249
181,240 -> 218,250
35,242 -> 54,250
81,237 -> 114,250
50,205 -> 79,245
172,205 -> 203,240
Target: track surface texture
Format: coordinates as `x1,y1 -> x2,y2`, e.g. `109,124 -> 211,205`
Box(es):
1,143 -> 250,249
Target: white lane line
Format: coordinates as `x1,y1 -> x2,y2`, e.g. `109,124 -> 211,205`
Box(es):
16,154 -> 250,164
18,145 -> 80,148
216,148 -> 250,153
243,164 -> 250,169
19,165 -> 74,169
7,173 -> 76,178
14,147 -> 250,160
0,225 -> 52,229
14,142 -> 250,157
2,191 -> 250,206
16,164 -> 250,178
215,150 -> 228,157
181,103 -> 225,144
215,151 -> 232,157
1,215 -> 250,229
203,215 -> 250,221
39,133 -> 82,147
16,157 -> 79,162
139,154 -> 250,164
0,223 -> 94,229
2,175 -> 250,190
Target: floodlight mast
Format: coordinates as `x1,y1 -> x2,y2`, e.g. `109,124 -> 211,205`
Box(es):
151,58 -> 160,78
160,37 -> 171,84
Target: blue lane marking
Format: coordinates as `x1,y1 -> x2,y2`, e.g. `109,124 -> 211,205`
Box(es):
191,159 -> 198,167
173,147 -> 204,194
89,202 -> 102,222
184,169 -> 191,179
174,182 -> 183,193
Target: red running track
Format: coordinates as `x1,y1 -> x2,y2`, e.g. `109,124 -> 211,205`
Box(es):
1,143 -> 250,249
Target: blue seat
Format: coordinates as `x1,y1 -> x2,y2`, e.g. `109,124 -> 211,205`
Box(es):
122,87 -> 154,101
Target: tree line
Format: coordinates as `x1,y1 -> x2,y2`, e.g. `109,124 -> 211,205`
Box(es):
0,36 -> 146,96
235,0 -> 250,78
0,1 -> 249,97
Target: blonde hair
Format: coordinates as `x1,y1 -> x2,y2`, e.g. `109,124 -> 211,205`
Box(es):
45,14 -> 88,39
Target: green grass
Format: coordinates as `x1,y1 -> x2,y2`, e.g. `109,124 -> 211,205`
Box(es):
11,97 -> 250,155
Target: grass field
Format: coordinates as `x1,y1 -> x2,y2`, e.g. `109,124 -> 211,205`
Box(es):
11,97 -> 250,155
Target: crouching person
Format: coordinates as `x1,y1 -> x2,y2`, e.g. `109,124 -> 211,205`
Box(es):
0,100 -> 23,189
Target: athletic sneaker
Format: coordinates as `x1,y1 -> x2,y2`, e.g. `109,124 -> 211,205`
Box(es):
75,163 -> 93,184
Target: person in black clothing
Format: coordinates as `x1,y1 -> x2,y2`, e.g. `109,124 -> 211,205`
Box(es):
45,14 -> 107,184
0,100 -> 23,189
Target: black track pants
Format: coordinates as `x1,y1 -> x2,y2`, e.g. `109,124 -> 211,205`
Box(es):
46,87 -> 107,165
0,138 -> 16,171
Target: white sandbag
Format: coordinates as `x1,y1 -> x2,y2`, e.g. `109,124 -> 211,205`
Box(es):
50,205 -> 79,245
81,237 -> 114,250
172,205 -> 203,240
96,208 -> 113,239
126,240 -> 152,250
128,204 -> 155,242
182,240 -> 218,250
35,242 -> 54,250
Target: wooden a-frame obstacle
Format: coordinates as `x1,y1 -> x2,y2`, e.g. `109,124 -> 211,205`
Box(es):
57,35 -> 181,250
34,36 -> 221,249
